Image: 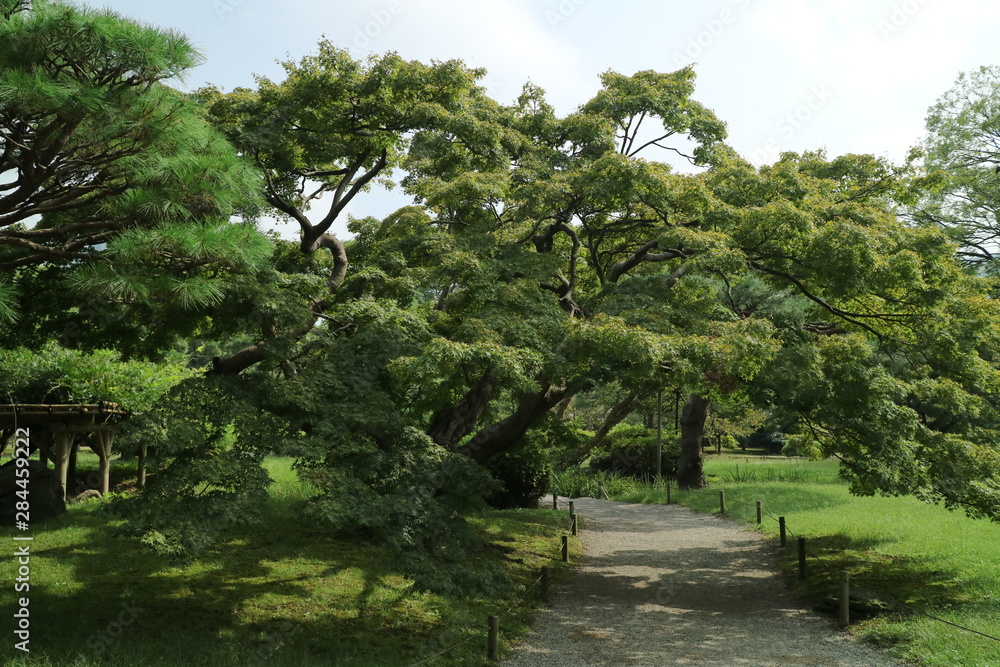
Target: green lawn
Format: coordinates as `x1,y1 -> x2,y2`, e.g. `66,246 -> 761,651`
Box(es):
616,453 -> 1000,667
0,456 -> 578,666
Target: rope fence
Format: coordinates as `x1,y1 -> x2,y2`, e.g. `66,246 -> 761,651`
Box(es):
406,495 -> 579,666
715,491 -> 1000,644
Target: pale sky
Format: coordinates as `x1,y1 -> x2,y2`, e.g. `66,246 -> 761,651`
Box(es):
91,0 -> 1000,237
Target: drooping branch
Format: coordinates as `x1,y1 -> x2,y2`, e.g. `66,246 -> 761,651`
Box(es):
456,383 -> 572,463
209,232 -> 348,376
748,260 -> 900,338
426,371 -> 498,449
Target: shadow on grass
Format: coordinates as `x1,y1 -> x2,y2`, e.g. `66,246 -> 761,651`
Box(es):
785,533 -> 983,623
0,499 -> 473,667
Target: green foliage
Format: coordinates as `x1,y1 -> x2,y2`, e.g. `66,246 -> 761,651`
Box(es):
0,342 -> 193,410
0,457 -> 575,666
918,65 -> 1000,271
550,467 -> 655,498
588,423 -> 678,478
110,376 -> 281,558
484,432 -> 552,509
0,0 -> 270,344
745,429 -> 788,455
782,433 -> 825,460
300,436 -> 507,596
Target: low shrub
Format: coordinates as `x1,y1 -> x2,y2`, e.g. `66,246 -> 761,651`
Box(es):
485,434 -> 551,509
588,424 -> 678,478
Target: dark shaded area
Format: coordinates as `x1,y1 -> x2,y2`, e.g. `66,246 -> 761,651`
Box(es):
0,459 -> 65,524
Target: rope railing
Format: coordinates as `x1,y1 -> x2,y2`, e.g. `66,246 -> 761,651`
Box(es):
708,491 -> 1000,645
406,496 -> 579,666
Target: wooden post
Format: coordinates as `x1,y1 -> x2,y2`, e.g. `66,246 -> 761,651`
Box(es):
798,537 -> 807,579
488,615 -> 500,661
839,571 -> 850,628
561,535 -> 569,562
779,516 -> 787,547
719,490 -> 726,514
50,428 -> 72,501
541,566 -> 550,603
656,388 -> 663,479
666,478 -> 671,504
571,513 -> 578,536
93,429 -> 114,495
552,493 -> 558,510
66,436 -> 79,496
568,501 -> 575,516
756,500 -> 762,525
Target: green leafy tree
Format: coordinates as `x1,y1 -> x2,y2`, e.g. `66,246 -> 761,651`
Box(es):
915,65 -> 1000,272
197,42 -> 495,374
0,0 -> 271,346
128,41 -> 1000,579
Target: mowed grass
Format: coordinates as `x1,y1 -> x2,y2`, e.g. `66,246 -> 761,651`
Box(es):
616,453 -> 1000,666
0,456 -> 579,666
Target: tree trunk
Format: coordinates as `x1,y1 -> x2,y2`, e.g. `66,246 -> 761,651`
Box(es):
677,394 -> 710,490
554,394 -> 574,421
457,384 -> 571,463
426,372 -> 497,449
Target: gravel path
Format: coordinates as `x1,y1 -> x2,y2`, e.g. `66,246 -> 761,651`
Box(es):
504,497 -> 904,666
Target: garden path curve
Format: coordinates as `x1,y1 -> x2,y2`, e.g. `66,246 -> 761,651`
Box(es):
503,496 -> 904,666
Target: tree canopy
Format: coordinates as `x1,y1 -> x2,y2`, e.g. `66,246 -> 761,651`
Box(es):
8,2 -> 1000,593
916,65 -> 1000,273
0,0 -> 270,345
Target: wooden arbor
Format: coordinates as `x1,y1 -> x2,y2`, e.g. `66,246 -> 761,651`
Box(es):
0,402 -> 135,500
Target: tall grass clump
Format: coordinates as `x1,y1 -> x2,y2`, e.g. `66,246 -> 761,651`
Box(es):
550,468 -> 652,498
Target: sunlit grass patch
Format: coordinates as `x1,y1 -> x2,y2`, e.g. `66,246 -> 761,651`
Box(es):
0,457 -> 576,666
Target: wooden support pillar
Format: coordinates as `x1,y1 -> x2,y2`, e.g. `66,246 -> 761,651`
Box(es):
49,427 -> 72,501
67,435 -> 79,496
93,429 -> 114,495
36,430 -> 51,468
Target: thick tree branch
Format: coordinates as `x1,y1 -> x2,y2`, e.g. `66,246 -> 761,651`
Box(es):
426,371 -> 498,448
606,240 -> 691,283
209,346 -> 266,376
457,383 -> 572,463
316,148 -> 388,233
